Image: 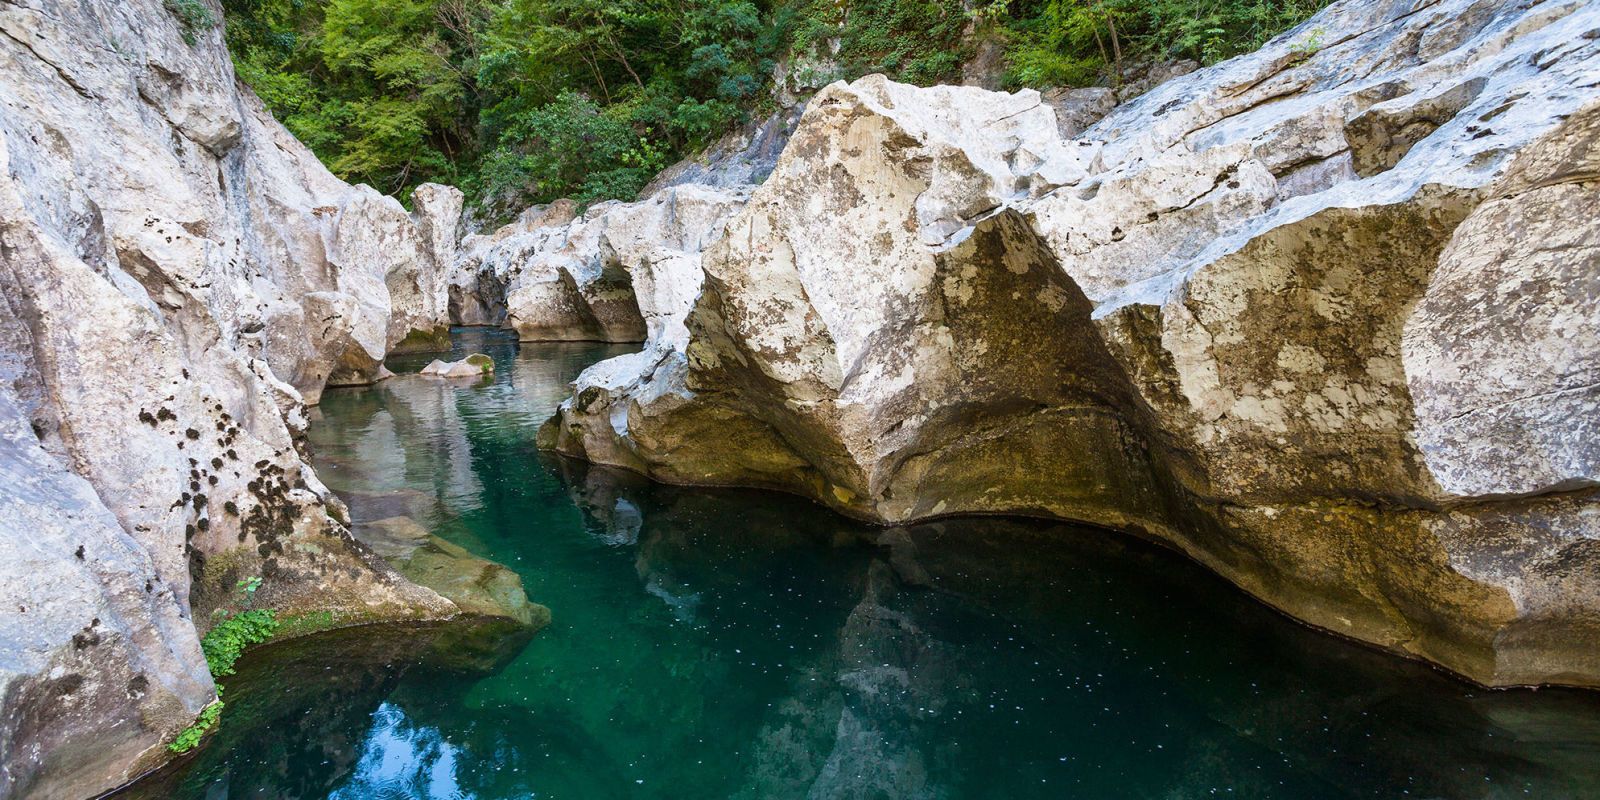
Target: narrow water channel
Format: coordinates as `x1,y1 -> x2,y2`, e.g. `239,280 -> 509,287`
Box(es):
123,328 -> 1600,799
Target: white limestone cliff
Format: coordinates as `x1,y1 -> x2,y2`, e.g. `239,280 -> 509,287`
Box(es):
0,1 -> 471,796
542,0 -> 1600,689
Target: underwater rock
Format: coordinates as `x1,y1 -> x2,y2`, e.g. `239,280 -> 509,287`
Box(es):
421,353 -> 495,379
355,516 -> 547,670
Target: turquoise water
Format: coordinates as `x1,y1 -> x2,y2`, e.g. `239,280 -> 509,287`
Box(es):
123,328 -> 1600,799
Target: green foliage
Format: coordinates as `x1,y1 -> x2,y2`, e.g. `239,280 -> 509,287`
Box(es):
790,0 -> 971,85
165,0 -> 218,45
220,0 -> 1326,211
236,575 -> 264,605
169,576 -> 280,753
995,0 -> 1330,88
168,697 -> 225,753
1289,24 -> 1327,59
471,0 -> 777,210
202,608 -> 281,678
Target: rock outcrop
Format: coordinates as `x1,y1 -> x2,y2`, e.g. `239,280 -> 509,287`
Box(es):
451,185 -> 750,344
0,1 -> 474,796
421,353 -> 495,379
543,0 -> 1600,688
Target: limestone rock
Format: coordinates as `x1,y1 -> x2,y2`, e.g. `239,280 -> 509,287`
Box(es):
421,353 -> 495,379
1041,86 -> 1117,138
355,515 -> 545,630
452,185 -> 749,344
642,109 -> 800,195
0,1 -> 460,795
545,0 -> 1600,688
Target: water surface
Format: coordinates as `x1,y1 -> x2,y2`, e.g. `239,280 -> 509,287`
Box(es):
124,328 -> 1600,799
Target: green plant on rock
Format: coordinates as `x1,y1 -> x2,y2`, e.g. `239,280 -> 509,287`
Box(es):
165,0 -> 218,46
202,608 -> 280,678
168,696 -> 225,754
236,575 -> 263,607
168,576 -> 280,753
1289,24 -> 1328,60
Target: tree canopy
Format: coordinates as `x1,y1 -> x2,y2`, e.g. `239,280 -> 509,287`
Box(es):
215,0 -> 1328,215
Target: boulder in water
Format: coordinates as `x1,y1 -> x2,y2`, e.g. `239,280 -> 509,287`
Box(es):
421,354 -> 495,379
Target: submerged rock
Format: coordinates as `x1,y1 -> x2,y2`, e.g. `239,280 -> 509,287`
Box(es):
420,353 -> 496,379
543,0 -> 1600,687
356,516 -> 548,670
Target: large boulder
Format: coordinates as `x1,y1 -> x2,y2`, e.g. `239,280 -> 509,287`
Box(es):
544,0 -> 1600,687
0,0 -> 465,796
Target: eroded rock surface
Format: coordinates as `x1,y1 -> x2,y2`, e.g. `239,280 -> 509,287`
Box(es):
0,1 -> 471,796
544,0 -> 1600,688
452,185 -> 750,343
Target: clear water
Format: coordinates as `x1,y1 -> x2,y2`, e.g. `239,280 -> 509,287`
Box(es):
122,328 -> 1600,800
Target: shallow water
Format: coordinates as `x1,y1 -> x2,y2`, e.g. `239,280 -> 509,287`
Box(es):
123,328 -> 1600,799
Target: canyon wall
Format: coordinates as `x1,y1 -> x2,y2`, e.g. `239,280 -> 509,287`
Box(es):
447,111 -> 801,341
0,1 -> 478,796
539,0 -> 1600,688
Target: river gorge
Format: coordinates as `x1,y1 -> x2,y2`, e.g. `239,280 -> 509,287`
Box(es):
116,330 -> 1600,798
2,0 -> 1599,796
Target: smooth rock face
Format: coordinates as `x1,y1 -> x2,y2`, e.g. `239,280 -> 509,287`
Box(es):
641,109 -> 801,195
544,0 -> 1600,687
0,1 -> 465,796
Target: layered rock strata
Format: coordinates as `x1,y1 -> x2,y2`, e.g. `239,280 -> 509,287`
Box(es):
543,0 -> 1600,688
0,1 -> 480,797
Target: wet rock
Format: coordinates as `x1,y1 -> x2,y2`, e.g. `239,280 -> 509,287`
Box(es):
355,516 -> 544,631
420,354 -> 495,379
353,515 -> 544,672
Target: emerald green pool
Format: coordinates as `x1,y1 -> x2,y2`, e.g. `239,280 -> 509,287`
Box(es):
122,328 -> 1600,799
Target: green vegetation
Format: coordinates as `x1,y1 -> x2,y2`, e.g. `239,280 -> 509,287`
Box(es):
168,697 -> 225,753
274,609 -> 339,638
166,0 -> 218,45
219,0 -> 1327,212
169,578 -> 281,753
201,608 -> 280,678
994,0 -> 1328,87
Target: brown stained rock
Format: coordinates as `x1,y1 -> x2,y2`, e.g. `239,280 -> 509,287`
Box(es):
542,0 -> 1600,689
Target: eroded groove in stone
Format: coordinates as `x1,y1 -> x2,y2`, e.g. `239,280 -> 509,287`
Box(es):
541,0 -> 1600,688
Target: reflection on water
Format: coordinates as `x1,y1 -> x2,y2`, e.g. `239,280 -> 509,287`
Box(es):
122,328 -> 1600,799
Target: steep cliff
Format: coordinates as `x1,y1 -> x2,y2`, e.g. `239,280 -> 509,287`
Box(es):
0,1 -> 479,796
541,0 -> 1600,688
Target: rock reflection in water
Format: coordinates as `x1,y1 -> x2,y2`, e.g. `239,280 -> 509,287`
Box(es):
123,332 -> 1600,800
552,456 -> 1600,799
114,626 -> 445,799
